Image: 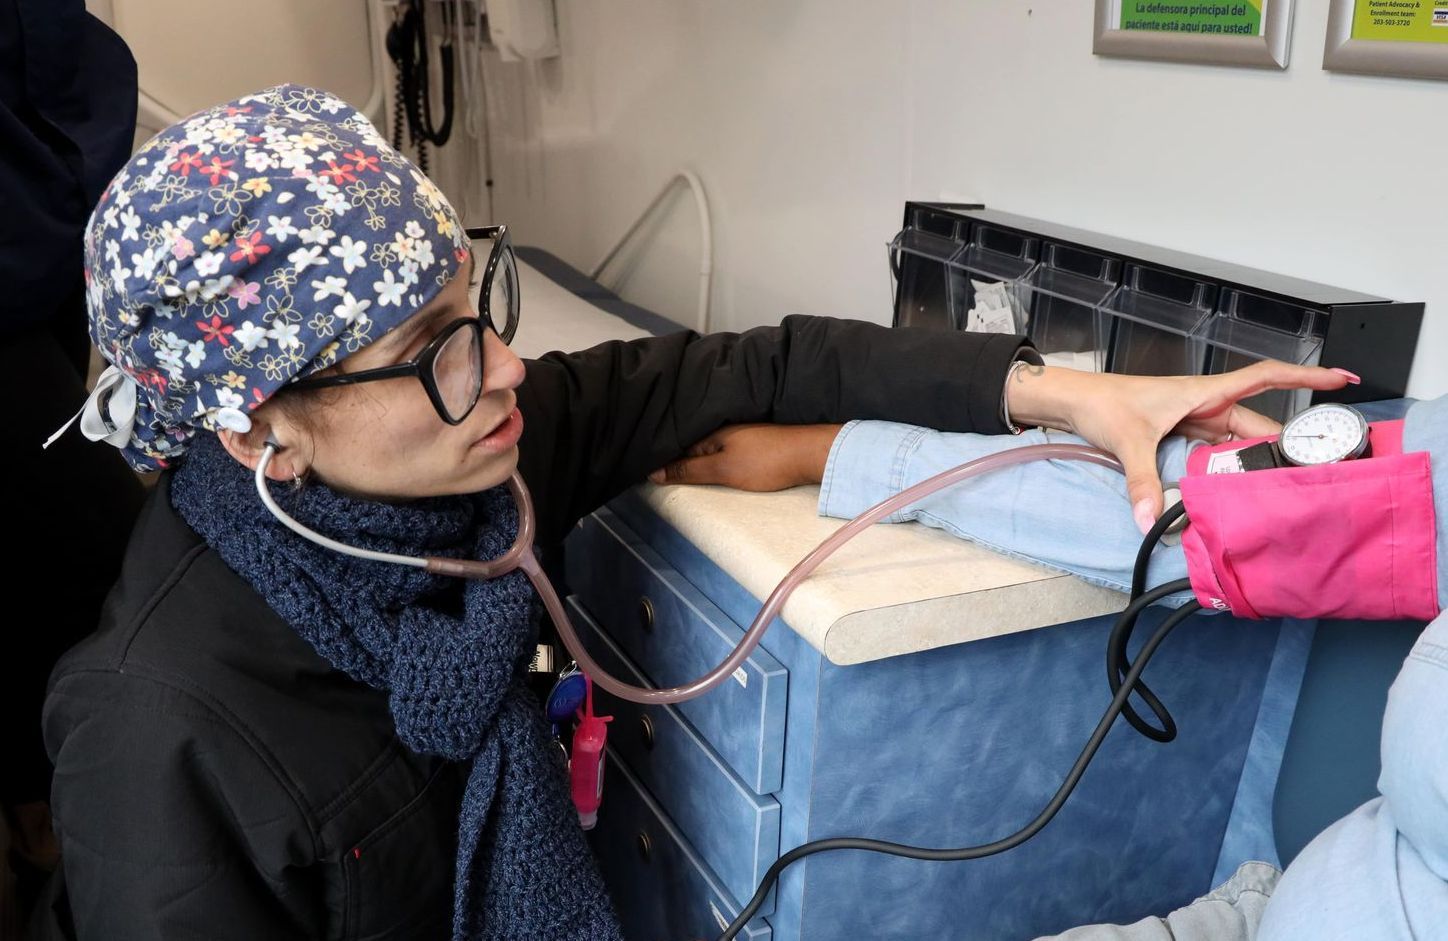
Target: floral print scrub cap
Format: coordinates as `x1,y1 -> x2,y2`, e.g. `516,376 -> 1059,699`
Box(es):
46,83 -> 469,473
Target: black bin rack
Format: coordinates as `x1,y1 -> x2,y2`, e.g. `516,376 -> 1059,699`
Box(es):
890,203 -> 1424,421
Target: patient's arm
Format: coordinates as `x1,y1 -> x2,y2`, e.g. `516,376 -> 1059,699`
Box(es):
817,421 -> 1198,601
653,396 -> 1447,606
650,419 -> 1199,601
647,423 -> 842,491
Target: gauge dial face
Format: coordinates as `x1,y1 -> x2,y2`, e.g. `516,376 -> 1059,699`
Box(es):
1279,403 -> 1368,466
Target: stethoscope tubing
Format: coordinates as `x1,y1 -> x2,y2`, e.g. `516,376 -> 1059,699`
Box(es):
260,441 -> 1128,705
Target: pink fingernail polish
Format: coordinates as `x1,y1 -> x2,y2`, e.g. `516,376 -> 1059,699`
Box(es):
1133,499 -> 1155,535
1330,368 -> 1361,385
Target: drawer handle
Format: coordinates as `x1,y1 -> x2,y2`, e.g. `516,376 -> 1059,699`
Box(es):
637,596 -> 655,633
635,830 -> 653,863
638,714 -> 655,751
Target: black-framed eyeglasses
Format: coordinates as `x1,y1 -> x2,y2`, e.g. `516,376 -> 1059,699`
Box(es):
287,225 -> 519,425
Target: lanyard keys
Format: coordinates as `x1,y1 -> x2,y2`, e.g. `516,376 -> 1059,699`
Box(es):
545,669 -> 588,725
543,665 -> 613,828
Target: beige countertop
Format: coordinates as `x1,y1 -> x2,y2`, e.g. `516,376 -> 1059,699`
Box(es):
635,482 -> 1126,666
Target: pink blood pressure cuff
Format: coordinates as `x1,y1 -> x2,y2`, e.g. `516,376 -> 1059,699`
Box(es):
1179,420 -> 1440,622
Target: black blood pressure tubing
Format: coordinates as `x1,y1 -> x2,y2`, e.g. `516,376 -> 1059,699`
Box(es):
717,503 -> 1198,940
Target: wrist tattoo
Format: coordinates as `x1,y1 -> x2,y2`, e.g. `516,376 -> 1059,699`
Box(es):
1015,363 -> 1045,382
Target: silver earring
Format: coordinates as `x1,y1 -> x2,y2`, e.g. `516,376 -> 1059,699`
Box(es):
291,470 -> 304,490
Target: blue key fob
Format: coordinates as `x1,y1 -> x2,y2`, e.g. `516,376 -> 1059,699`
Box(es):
545,671 -> 588,725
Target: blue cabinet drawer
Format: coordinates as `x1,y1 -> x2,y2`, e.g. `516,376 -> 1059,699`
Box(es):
570,597 -> 780,914
591,753 -> 772,941
566,508 -> 786,795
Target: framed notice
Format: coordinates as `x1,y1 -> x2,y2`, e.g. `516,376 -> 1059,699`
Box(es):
1094,0 -> 1294,69
1324,0 -> 1448,79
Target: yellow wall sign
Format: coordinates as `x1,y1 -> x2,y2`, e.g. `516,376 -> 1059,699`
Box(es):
1117,1 -> 1266,36
1352,0 -> 1448,43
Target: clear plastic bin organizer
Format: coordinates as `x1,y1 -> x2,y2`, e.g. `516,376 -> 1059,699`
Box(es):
1191,288 -> 1326,422
1016,242 -> 1121,373
888,204 -> 1423,418
910,205 -> 969,239
889,228 -> 966,331
1097,264 -> 1217,378
889,224 -> 1036,332
952,225 -> 1038,332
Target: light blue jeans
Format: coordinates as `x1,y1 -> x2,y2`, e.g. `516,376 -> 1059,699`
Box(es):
818,421 -> 1201,606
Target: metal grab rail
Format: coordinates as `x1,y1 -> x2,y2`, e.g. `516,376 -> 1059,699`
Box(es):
590,170 -> 713,334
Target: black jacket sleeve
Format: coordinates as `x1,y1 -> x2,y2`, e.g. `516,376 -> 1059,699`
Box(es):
514,314 -> 1033,544
44,672 -> 315,941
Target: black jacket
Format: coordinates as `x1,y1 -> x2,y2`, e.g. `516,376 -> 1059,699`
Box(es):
43,317 -> 1031,940
2,0 -> 142,806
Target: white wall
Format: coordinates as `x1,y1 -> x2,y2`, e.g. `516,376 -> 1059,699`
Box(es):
479,0 -> 1445,397
88,0 -> 381,142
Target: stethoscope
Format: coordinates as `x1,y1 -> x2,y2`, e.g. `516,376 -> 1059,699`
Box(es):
257,434 -> 1128,707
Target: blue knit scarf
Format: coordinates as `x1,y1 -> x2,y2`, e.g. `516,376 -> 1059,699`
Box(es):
169,433 -> 622,940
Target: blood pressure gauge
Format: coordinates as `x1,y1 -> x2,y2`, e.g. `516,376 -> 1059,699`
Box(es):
1278,403 -> 1370,466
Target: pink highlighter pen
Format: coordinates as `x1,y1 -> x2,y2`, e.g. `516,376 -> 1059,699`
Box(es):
570,675 -> 612,829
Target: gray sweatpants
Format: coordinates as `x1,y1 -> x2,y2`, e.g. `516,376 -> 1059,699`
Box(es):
1035,862 -> 1281,941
